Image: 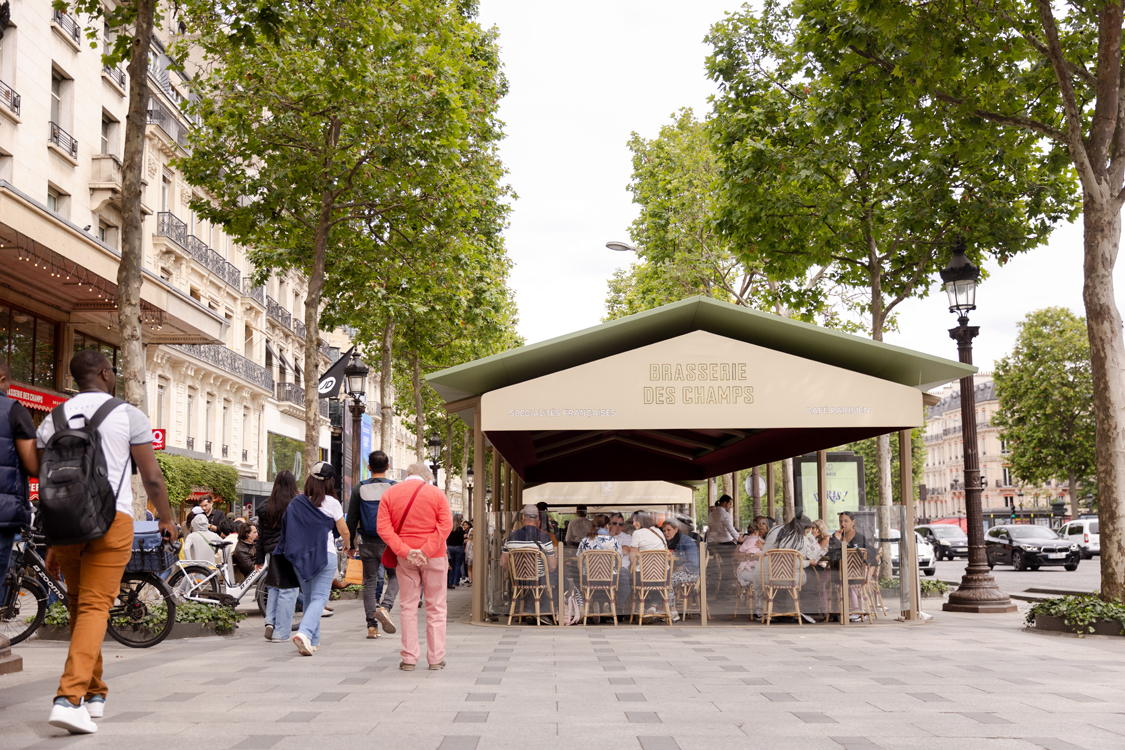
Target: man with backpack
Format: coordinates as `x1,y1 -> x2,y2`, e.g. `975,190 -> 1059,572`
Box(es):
0,362 -> 39,606
346,450 -> 399,639
37,351 -> 174,734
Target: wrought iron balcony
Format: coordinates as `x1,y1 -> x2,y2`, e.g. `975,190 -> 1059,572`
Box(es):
170,344 -> 275,391
49,122 -> 78,159
146,96 -> 189,149
53,9 -> 81,43
204,440 -> 212,455
0,80 -> 20,118
266,296 -> 291,328
319,339 -> 331,359
185,235 -> 241,289
156,211 -> 188,247
275,382 -> 329,416
187,234 -> 209,264
186,436 -> 195,450
222,444 -> 229,459
103,65 -> 126,90
242,449 -> 248,462
242,279 -> 265,305
293,319 -> 307,340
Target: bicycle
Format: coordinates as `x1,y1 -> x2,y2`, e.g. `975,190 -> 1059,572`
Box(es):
167,538 -> 269,616
0,521 -> 178,648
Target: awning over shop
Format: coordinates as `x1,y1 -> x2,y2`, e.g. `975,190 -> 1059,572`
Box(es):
522,480 -> 694,510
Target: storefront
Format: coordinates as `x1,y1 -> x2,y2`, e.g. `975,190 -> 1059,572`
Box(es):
428,296 -> 971,627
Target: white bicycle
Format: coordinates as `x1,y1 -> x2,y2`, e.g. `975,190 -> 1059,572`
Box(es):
167,538 -> 269,615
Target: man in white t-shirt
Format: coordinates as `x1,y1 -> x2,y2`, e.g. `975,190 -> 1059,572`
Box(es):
38,351 -> 173,734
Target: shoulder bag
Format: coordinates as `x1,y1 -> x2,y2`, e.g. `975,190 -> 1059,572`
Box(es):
381,483 -> 424,569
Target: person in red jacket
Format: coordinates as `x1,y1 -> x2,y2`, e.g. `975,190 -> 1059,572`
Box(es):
377,461 -> 453,671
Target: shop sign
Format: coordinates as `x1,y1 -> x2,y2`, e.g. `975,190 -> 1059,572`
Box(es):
29,479 -> 38,502
152,428 -> 166,450
9,385 -> 67,413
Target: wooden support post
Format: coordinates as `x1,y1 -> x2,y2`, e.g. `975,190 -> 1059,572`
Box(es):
751,466 -> 761,519
557,542 -> 564,627
841,543 -> 850,627
766,463 -> 775,519
900,428 -> 919,621
471,407 -> 486,624
503,461 -> 512,512
491,447 -> 501,512
817,450 -> 829,523
699,541 -> 709,627
731,472 -> 740,531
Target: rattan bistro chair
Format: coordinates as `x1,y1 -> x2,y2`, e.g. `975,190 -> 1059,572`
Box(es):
507,548 -> 554,626
838,546 -> 873,623
632,550 -> 674,626
760,549 -> 804,626
733,558 -> 755,621
579,550 -> 621,625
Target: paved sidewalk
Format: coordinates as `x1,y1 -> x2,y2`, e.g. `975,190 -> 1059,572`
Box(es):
2,591 -> 1123,750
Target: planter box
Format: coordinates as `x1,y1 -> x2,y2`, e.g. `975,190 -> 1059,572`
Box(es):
36,621 -> 236,642
1032,614 -> 1125,637
330,589 -> 362,601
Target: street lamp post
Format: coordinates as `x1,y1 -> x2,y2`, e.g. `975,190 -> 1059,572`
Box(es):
942,241 -> 1017,613
465,467 -> 474,520
427,432 -> 443,487
344,352 -> 369,494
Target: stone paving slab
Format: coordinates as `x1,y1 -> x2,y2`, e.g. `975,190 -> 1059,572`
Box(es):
2,591 -> 1124,749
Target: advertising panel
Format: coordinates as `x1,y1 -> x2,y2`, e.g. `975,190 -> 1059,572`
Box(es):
267,432 -> 306,483
793,453 -> 865,526
360,414 -> 373,481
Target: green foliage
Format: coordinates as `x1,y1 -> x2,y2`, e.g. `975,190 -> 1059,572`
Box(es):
155,452 -> 240,508
330,584 -> 363,601
878,577 -> 900,590
993,308 -> 1095,501
1026,594 -> 1125,636
43,601 -> 245,633
920,579 -> 949,596
835,428 -> 925,506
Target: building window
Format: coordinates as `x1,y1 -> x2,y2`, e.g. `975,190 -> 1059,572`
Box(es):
222,402 -> 229,452
156,383 -> 165,428
50,71 -> 63,124
1003,467 -> 1013,487
186,392 -> 195,444
161,173 -> 171,212
205,399 -> 213,451
0,304 -> 58,389
47,188 -> 59,213
242,407 -> 250,460
71,332 -> 121,394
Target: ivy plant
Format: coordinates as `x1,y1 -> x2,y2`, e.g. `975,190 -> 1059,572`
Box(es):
1026,593 -> 1125,636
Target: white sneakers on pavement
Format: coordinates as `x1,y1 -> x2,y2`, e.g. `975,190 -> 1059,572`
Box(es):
85,696 -> 105,719
48,698 -> 97,734
293,632 -> 315,656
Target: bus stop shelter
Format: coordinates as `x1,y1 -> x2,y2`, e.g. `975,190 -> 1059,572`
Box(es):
427,296 -> 973,625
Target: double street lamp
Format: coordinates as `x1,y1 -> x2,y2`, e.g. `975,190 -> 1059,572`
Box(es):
344,352 -> 369,492
427,432 -> 443,487
941,241 -> 1016,614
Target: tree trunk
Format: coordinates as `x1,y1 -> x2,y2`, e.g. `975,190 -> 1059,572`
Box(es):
378,318 -> 395,455
721,473 -> 731,498
1082,196 -> 1125,602
412,350 -> 425,461
781,457 -> 795,523
1069,467 -> 1078,518
118,0 -> 156,518
869,245 -> 894,579
444,419 -> 453,499
461,425 -> 470,515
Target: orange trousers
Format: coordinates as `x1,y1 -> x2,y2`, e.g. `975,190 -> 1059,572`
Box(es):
53,512 -> 133,705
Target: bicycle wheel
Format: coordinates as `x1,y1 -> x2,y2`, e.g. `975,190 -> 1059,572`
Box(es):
106,573 -> 176,648
256,577 -> 268,617
167,564 -> 222,600
0,576 -> 48,646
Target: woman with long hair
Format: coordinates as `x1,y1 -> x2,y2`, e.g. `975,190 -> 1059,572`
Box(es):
276,462 -> 350,656
257,470 -> 299,642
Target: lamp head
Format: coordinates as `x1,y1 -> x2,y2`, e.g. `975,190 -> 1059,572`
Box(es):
343,352 -> 368,399
939,238 -> 979,314
427,432 -> 443,462
605,240 -> 637,252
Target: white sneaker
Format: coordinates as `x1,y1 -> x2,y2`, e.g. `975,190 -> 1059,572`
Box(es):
48,699 -> 97,734
85,696 -> 105,719
293,632 -> 314,656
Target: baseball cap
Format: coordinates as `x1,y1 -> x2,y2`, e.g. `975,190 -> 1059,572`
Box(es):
191,505 -> 205,516
311,461 -> 335,480
520,504 -> 539,518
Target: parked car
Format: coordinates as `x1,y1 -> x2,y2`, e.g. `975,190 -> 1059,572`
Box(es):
1060,518 -> 1100,559
916,524 -> 969,561
888,529 -> 936,577
984,524 -> 1080,571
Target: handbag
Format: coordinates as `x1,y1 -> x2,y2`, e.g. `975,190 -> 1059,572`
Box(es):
381,483 -> 424,569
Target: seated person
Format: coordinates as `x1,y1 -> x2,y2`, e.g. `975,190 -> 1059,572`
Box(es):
627,511 -> 668,570
577,517 -> 622,620
232,522 -> 258,581
661,519 -> 699,623
826,510 -> 875,621
735,516 -> 770,585
500,504 -> 558,584
746,513 -> 816,616
565,505 -> 594,546
183,510 -> 223,564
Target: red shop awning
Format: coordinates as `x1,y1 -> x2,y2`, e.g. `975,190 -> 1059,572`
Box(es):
9,384 -> 67,412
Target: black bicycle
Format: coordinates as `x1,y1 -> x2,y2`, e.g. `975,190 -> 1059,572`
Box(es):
0,522 -> 178,648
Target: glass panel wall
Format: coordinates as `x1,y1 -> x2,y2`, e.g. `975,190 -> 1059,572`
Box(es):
0,303 -> 59,389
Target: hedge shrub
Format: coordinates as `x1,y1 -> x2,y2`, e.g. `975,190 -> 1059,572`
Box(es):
155,452 -> 240,507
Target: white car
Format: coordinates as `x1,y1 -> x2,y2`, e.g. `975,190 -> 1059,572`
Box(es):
888,530 -> 936,577
1060,518 -> 1100,559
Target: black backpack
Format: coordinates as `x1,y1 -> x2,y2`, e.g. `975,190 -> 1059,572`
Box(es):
38,398 -> 129,545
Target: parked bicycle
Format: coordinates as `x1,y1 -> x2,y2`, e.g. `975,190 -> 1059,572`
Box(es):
167,538 -> 269,616
0,521 -> 178,648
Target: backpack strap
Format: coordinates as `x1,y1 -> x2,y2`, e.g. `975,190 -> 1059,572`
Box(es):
86,397 -> 126,430
50,403 -> 70,433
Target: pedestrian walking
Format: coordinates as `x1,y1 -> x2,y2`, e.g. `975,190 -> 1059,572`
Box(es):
377,461 -> 452,671
37,351 -> 175,733
256,471 -> 300,642
344,450 -> 399,639
0,361 -> 39,605
275,462 -> 349,656
446,513 -> 465,590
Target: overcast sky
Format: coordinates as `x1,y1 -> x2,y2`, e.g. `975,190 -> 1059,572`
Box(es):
477,0 -> 1122,375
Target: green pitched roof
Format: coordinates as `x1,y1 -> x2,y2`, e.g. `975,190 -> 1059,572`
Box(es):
426,296 -> 974,402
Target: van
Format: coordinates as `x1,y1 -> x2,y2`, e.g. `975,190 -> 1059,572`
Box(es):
1060,518 -> 1099,558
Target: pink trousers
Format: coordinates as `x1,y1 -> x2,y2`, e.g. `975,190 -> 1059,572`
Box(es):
396,555 -> 448,666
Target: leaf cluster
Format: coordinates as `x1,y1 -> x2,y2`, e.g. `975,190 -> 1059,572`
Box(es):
1026,593 -> 1125,632
155,451 -> 241,508
834,427 -> 925,506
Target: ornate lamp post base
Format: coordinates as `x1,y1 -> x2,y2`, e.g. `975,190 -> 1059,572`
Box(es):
944,570 -> 1017,613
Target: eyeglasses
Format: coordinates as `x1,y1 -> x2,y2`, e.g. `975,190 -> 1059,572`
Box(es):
608,522 -> 623,527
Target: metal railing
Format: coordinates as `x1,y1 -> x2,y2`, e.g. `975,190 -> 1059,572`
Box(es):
185,235 -> 241,289
242,279 -> 265,305
275,382 -> 329,416
186,436 -> 195,450
49,122 -> 78,159
242,449 -> 248,462
319,339 -> 331,359
103,65 -> 126,89
170,344 -> 275,391
293,319 -> 306,340
53,9 -> 81,43
266,296 -> 291,328
156,211 -> 188,248
0,80 -> 20,117
146,96 -> 189,149
222,444 -> 229,458
204,440 -> 212,455
187,234 -> 209,263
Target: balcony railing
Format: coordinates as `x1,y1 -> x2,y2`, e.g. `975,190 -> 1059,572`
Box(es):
222,444 -> 229,459
275,382 -> 329,416
0,80 -> 20,117
266,296 -> 291,328
242,279 -> 265,305
319,339 -> 331,359
49,122 -> 78,159
293,319 -> 307,340
170,344 -> 275,391
186,436 -> 195,450
185,235 -> 241,289
156,211 -> 188,248
205,440 -> 213,455
103,65 -> 126,90
146,96 -> 189,149
242,449 -> 248,462
53,9 -> 81,43
187,234 -> 209,263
